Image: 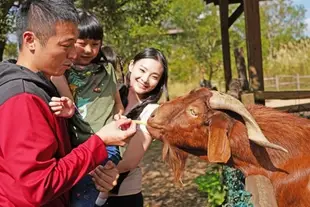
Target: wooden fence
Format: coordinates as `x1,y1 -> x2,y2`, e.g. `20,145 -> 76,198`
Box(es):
212,74 -> 310,92
264,74 -> 310,91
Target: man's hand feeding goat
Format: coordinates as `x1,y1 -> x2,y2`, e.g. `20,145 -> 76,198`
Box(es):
146,88 -> 310,207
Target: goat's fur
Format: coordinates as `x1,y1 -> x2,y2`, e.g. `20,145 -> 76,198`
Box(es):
147,88 -> 310,207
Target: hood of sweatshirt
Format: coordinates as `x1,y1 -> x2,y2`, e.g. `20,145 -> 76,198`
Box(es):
0,62 -> 59,98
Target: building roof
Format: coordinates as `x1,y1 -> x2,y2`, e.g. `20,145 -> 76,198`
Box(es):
204,0 -> 242,5
204,0 -> 267,5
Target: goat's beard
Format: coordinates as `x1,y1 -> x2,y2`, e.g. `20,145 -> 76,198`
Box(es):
162,140 -> 189,183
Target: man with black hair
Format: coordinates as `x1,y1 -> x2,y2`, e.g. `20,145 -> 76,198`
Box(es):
0,0 -> 136,206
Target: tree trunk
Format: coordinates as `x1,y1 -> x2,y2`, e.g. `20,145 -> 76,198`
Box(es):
208,66 -> 213,82
0,40 -> 5,62
234,47 -> 249,91
83,0 -> 90,10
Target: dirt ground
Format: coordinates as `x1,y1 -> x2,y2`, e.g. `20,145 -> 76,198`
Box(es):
141,141 -> 209,207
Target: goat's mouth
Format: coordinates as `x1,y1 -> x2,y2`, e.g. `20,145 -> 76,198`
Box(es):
146,122 -> 165,140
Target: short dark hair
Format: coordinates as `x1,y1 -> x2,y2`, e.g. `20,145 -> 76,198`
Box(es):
76,10 -> 105,64
16,0 -> 79,49
77,10 -> 103,41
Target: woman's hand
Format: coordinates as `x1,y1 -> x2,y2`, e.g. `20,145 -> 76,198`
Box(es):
113,113 -> 127,121
49,96 -> 75,118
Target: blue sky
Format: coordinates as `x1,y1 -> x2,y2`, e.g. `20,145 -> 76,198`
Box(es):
293,0 -> 310,36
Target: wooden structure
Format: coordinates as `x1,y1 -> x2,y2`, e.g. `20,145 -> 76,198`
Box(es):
205,0 -> 310,110
201,1 -> 310,206
204,1 -> 279,206
204,0 -> 265,93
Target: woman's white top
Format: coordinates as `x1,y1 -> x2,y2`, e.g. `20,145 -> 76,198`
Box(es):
116,104 -> 159,196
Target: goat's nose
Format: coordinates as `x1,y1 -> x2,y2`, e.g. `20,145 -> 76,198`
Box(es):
149,110 -> 156,118
149,107 -> 160,120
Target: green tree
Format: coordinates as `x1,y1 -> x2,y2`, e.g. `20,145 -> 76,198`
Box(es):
165,0 -> 223,82
1,0 -> 306,82
74,0 -> 172,63
0,0 -> 19,61
220,0 -> 307,78
260,0 -> 307,58
4,41 -> 18,60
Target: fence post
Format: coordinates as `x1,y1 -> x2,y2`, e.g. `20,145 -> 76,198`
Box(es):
275,75 -> 279,91
241,93 -> 255,105
245,175 -> 278,207
296,73 -> 300,90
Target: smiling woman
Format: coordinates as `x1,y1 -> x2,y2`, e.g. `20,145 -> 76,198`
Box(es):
92,48 -> 169,207
128,58 -> 163,97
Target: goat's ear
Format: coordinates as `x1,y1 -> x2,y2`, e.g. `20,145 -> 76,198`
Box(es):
207,113 -> 232,163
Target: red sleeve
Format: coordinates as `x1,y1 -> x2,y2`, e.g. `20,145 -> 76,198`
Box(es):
0,94 -> 108,205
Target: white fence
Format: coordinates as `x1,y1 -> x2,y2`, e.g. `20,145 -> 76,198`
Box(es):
210,74 -> 310,91
264,74 -> 310,91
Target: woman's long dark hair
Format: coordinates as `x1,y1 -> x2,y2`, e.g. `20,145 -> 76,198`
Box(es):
124,48 -> 169,119
101,45 -> 125,82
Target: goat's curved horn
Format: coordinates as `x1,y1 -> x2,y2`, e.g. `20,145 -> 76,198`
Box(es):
209,91 -> 288,153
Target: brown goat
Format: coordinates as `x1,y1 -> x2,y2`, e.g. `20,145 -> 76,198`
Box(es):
147,88 -> 310,207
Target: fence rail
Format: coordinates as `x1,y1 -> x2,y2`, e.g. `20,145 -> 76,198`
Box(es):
264,74 -> 310,91
211,74 -> 310,92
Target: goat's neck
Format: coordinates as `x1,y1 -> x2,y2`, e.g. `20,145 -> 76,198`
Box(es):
228,126 -> 284,178
230,156 -> 272,178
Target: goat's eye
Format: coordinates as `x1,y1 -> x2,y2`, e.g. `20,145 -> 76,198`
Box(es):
189,108 -> 198,117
